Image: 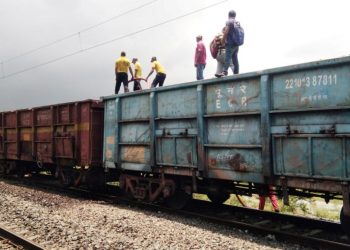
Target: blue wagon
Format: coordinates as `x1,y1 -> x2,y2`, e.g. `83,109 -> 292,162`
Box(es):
102,56 -> 350,232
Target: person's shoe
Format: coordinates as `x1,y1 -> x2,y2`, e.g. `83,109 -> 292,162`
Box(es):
217,71 -> 228,77
214,73 -> 222,78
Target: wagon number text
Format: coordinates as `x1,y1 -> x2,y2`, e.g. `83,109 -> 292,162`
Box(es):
285,74 -> 337,89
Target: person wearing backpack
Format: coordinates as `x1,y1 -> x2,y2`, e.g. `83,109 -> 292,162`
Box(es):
218,10 -> 244,77
213,28 -> 234,78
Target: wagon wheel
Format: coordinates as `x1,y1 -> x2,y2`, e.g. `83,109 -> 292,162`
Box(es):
58,168 -> 74,187
87,168 -> 106,192
340,207 -> 350,238
0,161 -> 6,175
47,165 -> 57,179
207,193 -> 257,207
16,164 -> 27,178
207,192 -> 230,205
6,161 -> 17,175
165,189 -> 191,209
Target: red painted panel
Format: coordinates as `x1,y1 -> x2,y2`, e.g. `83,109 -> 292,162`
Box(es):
35,108 -> 52,126
19,110 -> 32,127
57,105 -> 72,124
6,143 -> 17,159
55,137 -> 74,158
0,99 -> 104,167
36,142 -> 52,158
5,129 -> 16,141
90,108 -> 104,165
4,112 -> 16,127
35,129 -> 51,141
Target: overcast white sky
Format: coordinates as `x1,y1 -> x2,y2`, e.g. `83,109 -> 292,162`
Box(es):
1,0 -> 350,111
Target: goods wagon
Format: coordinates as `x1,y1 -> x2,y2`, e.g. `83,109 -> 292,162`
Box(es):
102,56 -> 350,234
0,99 -> 104,187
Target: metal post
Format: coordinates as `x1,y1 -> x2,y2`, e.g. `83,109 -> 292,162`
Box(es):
150,92 -> 156,168
196,84 -> 206,176
260,74 -> 272,177
115,98 -> 121,167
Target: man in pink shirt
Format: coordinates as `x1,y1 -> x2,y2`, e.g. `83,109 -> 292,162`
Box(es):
194,35 -> 207,80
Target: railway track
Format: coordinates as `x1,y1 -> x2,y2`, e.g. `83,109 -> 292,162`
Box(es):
181,200 -> 350,250
1,176 -> 350,249
0,224 -> 44,250
106,194 -> 350,249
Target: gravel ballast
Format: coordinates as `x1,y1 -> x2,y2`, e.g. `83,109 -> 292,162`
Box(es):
0,238 -> 19,250
0,181 -> 307,249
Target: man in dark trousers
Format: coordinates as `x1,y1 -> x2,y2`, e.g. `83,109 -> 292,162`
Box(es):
115,51 -> 134,94
219,10 -> 240,76
146,57 -> 166,88
132,58 -> 142,91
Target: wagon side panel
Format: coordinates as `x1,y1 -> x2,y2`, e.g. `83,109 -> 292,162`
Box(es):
271,60 -> 350,190
204,77 -> 264,183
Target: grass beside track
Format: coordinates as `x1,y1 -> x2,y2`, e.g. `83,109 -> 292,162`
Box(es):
107,180 -> 342,221
193,193 -> 342,221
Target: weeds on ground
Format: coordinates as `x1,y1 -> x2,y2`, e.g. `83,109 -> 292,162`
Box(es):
193,193 -> 341,221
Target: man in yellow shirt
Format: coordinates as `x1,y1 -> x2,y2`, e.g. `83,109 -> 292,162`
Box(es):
115,51 -> 134,94
132,58 -> 142,91
146,57 -> 166,88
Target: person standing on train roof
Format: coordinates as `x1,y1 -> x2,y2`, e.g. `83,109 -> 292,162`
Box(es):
218,10 -> 240,77
146,57 -> 166,88
132,58 -> 142,91
115,51 -> 134,94
214,27 -> 234,77
194,35 -> 207,80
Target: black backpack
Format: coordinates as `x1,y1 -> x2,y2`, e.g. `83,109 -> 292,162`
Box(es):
232,20 -> 244,46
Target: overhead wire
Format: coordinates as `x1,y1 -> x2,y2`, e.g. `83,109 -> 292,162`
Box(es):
0,0 -> 228,80
1,0 -> 160,64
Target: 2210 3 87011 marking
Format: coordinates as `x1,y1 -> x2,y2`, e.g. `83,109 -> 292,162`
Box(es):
285,74 -> 337,89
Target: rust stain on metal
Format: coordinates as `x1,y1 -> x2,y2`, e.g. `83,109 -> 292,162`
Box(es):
228,153 -> 249,172
209,158 -> 217,167
187,152 -> 192,165
77,122 -> 90,131
123,146 -> 145,163
22,134 -> 31,141
106,136 -> 115,145
228,96 -> 238,106
163,155 -> 173,163
106,149 -> 112,159
224,90 -> 260,107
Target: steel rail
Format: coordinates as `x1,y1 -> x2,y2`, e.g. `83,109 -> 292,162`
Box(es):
109,196 -> 350,250
52,184 -> 350,249
179,201 -> 350,250
0,224 -> 45,250
1,176 -> 349,249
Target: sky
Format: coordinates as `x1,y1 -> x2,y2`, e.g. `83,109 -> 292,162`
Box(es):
0,0 -> 350,111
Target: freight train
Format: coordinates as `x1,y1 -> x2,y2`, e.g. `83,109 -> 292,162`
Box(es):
1,56 -> 350,236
